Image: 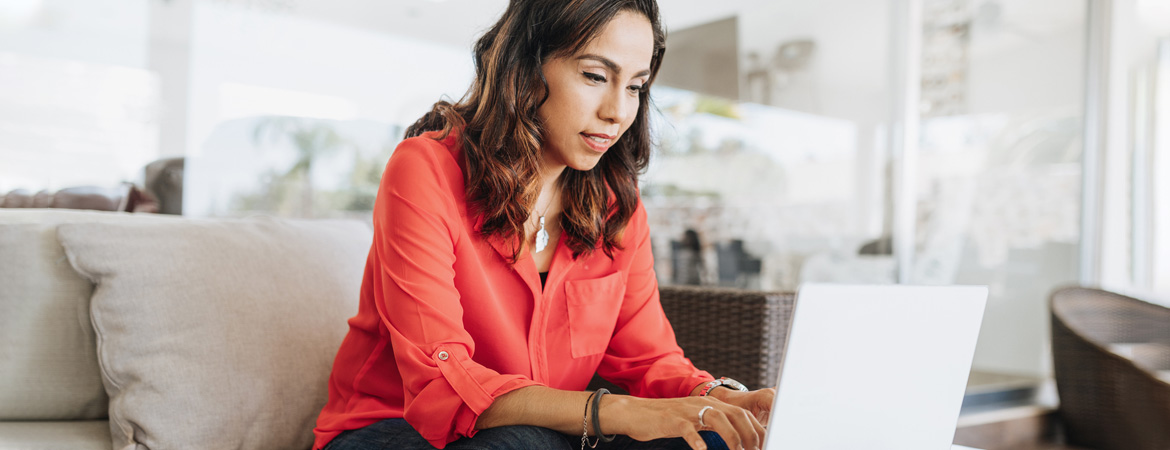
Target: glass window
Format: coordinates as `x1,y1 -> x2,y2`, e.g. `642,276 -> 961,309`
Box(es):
183,1 -> 479,219
0,0 -> 155,193
913,0 -> 1086,375
646,0 -> 896,292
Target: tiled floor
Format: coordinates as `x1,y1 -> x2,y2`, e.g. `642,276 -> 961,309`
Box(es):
955,371 -> 1069,450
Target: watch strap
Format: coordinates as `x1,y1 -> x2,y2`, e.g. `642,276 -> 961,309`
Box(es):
698,377 -> 749,396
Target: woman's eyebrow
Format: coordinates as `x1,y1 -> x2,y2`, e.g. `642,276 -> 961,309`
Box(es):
576,54 -> 651,78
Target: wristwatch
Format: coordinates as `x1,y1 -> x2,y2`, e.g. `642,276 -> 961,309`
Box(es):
698,377 -> 749,396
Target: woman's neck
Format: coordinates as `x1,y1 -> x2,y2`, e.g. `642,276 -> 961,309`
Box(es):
538,162 -> 566,196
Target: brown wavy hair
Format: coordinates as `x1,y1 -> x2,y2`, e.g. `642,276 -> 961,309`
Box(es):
404,0 -> 666,263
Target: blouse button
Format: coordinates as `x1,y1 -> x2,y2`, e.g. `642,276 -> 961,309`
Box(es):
438,351 -> 450,361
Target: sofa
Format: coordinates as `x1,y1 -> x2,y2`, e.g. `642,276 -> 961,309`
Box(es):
0,208 -> 793,450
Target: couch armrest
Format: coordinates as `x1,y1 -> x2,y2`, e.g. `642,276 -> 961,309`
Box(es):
590,285 -> 796,393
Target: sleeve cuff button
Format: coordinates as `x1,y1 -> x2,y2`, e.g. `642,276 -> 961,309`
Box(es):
437,351 -> 450,361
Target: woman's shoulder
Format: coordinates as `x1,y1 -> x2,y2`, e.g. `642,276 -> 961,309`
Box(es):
376,130 -> 467,206
386,130 -> 464,176
625,193 -> 649,236
393,129 -> 460,158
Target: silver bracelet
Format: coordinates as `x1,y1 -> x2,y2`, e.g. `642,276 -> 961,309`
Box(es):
582,390 -> 600,450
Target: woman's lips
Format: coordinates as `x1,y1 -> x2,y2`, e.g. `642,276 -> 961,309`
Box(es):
580,133 -> 613,153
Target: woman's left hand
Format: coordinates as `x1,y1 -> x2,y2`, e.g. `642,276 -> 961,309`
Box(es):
710,387 -> 775,424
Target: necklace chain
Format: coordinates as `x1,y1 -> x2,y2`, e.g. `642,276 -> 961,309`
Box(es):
535,195 -> 556,220
533,185 -> 560,223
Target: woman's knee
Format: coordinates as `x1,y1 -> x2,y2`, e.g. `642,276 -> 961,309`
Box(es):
325,420 -> 570,450
607,431 -> 728,450
456,425 -> 572,450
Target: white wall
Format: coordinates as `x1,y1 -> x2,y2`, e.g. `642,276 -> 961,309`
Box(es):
735,0 -> 892,124
1098,0 -> 1170,294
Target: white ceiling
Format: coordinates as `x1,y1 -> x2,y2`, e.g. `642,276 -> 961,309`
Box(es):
284,0 -> 508,50
280,0 -> 1086,54
282,0 -> 760,50
6,0 -> 1089,62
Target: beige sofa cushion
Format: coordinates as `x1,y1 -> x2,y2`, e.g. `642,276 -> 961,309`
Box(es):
0,420 -> 111,450
58,217 -> 370,450
0,209 -> 174,420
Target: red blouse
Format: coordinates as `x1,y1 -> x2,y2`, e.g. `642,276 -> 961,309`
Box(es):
312,131 -> 713,449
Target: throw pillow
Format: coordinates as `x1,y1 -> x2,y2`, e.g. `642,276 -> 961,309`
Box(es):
58,217 -> 370,450
0,209 -> 174,420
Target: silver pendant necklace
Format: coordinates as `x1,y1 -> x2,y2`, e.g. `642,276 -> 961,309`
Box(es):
533,188 -> 558,253
535,216 -> 550,253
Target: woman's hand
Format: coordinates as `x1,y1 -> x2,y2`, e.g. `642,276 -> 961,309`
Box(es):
601,395 -> 766,450
708,387 -> 776,424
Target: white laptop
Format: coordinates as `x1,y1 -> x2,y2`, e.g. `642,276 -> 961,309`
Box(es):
762,284 -> 988,450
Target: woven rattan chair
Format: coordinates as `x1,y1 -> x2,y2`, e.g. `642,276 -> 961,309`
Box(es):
590,285 -> 795,393
1050,286 -> 1170,450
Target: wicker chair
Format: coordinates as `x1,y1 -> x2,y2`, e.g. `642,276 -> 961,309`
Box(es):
1050,286 -> 1170,450
590,285 -> 795,393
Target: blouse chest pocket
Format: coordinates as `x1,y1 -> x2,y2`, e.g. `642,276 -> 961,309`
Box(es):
564,272 -> 626,358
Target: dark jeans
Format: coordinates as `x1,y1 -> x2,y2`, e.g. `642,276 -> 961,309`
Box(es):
324,418 -> 730,450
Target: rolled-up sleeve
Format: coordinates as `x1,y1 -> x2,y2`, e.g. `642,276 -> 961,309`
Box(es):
596,201 -> 714,398
372,140 -> 541,448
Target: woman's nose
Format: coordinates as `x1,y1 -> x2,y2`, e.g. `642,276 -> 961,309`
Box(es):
598,89 -> 631,124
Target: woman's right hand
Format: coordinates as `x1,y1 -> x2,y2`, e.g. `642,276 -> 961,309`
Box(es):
601,394 -> 765,450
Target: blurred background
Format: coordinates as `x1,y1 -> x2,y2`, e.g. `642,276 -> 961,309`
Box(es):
0,0 -> 1167,410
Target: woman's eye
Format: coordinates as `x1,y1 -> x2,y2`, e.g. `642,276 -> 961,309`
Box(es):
628,85 -> 644,94
583,72 -> 606,83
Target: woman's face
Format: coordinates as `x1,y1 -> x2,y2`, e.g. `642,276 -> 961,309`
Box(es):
537,10 -> 654,173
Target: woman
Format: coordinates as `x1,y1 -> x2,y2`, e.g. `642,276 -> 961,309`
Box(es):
313,1 -> 774,449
